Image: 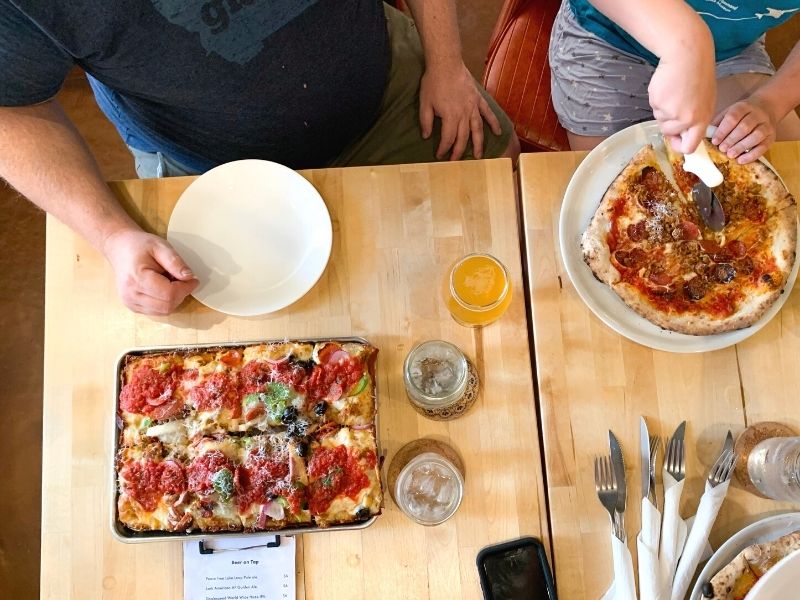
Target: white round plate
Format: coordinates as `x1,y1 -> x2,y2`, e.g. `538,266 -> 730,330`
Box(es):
748,547 -> 800,598
559,121 -> 799,353
690,512 -> 800,599
167,159 -> 332,316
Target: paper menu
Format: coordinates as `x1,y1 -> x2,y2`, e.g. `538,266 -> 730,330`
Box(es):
183,535 -> 295,600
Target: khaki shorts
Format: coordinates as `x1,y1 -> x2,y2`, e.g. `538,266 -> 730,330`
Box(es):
329,4 -> 513,167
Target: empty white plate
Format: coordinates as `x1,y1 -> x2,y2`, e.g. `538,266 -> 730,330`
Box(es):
167,159 -> 332,316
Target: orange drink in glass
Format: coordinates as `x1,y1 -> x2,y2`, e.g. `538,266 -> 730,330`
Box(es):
445,253 -> 512,327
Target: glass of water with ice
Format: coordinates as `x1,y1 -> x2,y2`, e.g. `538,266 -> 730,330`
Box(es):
394,452 -> 464,525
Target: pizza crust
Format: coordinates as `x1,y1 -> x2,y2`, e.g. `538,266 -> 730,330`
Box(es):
705,531 -> 800,599
612,281 -> 784,335
705,552 -> 754,599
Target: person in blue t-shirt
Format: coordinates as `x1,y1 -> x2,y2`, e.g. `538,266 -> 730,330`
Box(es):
549,0 -> 800,159
0,1 -> 519,316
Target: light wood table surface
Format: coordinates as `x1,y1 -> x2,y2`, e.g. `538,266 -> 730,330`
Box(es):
521,142 -> 800,599
40,158 -> 549,599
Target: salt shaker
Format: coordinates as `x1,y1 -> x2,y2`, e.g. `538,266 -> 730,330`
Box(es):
402,340 -> 479,420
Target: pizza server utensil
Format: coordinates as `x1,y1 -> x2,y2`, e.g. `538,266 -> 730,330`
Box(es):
691,183 -> 726,232
684,142 -> 726,231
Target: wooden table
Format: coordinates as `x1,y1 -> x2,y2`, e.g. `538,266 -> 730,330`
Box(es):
521,142 -> 800,598
40,159 -> 549,599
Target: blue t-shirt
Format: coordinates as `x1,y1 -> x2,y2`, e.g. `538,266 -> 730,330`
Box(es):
570,0 -> 800,65
0,0 -> 390,171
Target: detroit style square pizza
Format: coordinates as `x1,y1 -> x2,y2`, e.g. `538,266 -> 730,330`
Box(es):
114,340 -> 382,534
582,139 -> 797,335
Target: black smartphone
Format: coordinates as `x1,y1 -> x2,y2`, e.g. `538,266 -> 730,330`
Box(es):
476,537 -> 556,600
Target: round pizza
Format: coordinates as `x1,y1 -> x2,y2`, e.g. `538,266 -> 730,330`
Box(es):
582,140 -> 797,335
701,530 -> 800,599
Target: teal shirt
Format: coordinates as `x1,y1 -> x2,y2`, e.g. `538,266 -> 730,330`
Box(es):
570,0 -> 800,65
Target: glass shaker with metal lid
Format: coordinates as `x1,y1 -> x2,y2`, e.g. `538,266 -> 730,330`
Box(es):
403,340 -> 479,420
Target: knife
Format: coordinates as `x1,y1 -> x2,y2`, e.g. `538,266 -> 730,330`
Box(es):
638,417 -> 663,600
609,430 -> 627,541
640,417 -> 651,503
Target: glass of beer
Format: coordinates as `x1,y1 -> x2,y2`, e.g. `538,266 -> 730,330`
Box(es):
444,253 -> 512,327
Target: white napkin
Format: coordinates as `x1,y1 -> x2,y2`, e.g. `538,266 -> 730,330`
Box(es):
670,479 -> 731,600
638,498 -> 664,600
659,472 -> 687,594
602,534 -> 637,600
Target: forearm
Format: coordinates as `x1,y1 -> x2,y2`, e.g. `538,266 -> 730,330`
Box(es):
0,101 -> 138,254
751,41 -> 800,121
403,0 -> 463,73
588,0 -> 713,61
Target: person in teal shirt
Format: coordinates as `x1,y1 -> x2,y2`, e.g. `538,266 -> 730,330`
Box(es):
549,0 -> 800,162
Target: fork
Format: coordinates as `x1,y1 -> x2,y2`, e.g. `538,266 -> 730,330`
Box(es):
594,455 -> 620,539
648,435 -> 660,508
660,425 -> 687,590
665,435 -> 685,483
671,432 -> 736,600
708,448 -> 736,488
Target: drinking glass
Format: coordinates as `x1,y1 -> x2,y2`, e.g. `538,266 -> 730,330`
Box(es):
444,253 -> 512,327
747,437 -> 800,502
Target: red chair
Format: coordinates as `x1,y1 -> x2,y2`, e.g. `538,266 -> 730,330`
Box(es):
483,0 -> 569,152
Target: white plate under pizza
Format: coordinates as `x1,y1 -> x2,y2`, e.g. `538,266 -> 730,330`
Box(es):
559,121 -> 799,353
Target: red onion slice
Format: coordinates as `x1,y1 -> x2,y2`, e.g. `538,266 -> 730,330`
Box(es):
327,350 -> 350,365
257,500 -> 285,527
265,355 -> 291,366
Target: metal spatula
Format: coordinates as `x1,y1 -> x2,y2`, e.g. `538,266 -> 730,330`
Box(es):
684,142 -> 726,231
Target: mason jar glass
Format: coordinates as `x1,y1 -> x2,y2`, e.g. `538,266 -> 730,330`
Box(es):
403,340 -> 470,419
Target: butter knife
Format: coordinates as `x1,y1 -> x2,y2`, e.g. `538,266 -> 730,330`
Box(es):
609,430 -> 627,542
640,417 -> 651,503
638,417 -> 663,600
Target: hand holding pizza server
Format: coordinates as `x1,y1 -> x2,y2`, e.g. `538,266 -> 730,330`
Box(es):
549,0 -> 800,158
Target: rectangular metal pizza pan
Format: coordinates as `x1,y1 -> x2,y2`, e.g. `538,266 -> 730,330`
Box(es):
110,336 -> 381,544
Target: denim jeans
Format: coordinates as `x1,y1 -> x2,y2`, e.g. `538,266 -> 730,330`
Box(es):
128,146 -> 200,179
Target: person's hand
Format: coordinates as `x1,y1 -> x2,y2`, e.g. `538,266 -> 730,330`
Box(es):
648,51 -> 716,154
419,63 -> 502,160
711,94 -> 780,164
102,227 -> 198,315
